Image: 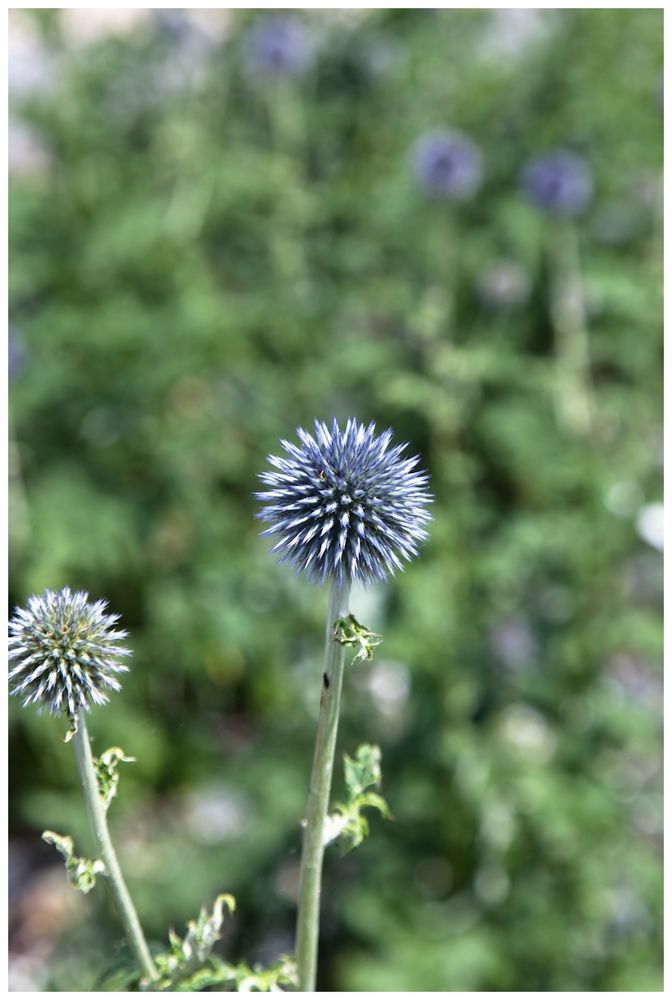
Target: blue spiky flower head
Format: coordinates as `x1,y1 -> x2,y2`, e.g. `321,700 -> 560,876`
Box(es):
256,419 -> 432,586
9,587 -> 131,717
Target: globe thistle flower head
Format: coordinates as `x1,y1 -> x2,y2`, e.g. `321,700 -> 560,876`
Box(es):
412,129 -> 483,201
256,419 -> 433,587
245,16 -> 315,79
521,150 -> 593,216
8,587 -> 131,717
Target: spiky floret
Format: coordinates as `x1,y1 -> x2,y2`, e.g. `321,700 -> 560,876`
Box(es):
8,587 -> 131,717
256,419 -> 432,586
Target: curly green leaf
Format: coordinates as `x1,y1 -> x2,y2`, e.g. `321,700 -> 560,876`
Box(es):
324,744 -> 391,852
151,894 -> 237,990
185,954 -> 298,993
42,830 -> 106,894
333,614 -> 382,663
94,746 -> 135,811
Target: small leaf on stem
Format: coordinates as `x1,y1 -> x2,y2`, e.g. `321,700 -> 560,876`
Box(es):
333,614 -> 383,663
324,743 -> 391,852
42,830 -> 106,893
94,746 -> 135,811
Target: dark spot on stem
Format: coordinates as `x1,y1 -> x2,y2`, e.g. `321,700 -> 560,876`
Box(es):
323,672 -> 330,689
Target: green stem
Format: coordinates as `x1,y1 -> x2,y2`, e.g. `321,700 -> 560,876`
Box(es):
267,80 -> 309,297
649,166 -> 663,275
72,710 -> 157,985
548,222 -> 593,435
295,578 -> 351,992
418,206 -> 457,344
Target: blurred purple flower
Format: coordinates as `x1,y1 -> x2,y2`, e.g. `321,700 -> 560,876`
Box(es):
476,260 -> 531,311
604,651 -> 661,712
521,150 -> 593,216
245,16 -> 315,79
411,129 -> 483,201
489,616 -> 538,672
9,328 -> 27,380
153,9 -> 192,42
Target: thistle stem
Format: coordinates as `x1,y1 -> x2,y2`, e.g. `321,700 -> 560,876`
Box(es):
548,221 -> 593,435
72,710 -> 157,985
295,578 -> 351,991
268,80 -> 309,298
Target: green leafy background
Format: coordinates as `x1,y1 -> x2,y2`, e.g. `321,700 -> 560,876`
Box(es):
9,9 -> 662,992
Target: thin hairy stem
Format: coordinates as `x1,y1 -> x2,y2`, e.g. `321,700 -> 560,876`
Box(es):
295,579 -> 351,991
72,710 -> 157,984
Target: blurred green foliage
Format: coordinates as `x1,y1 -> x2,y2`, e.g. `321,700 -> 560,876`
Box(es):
9,8 -> 662,992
